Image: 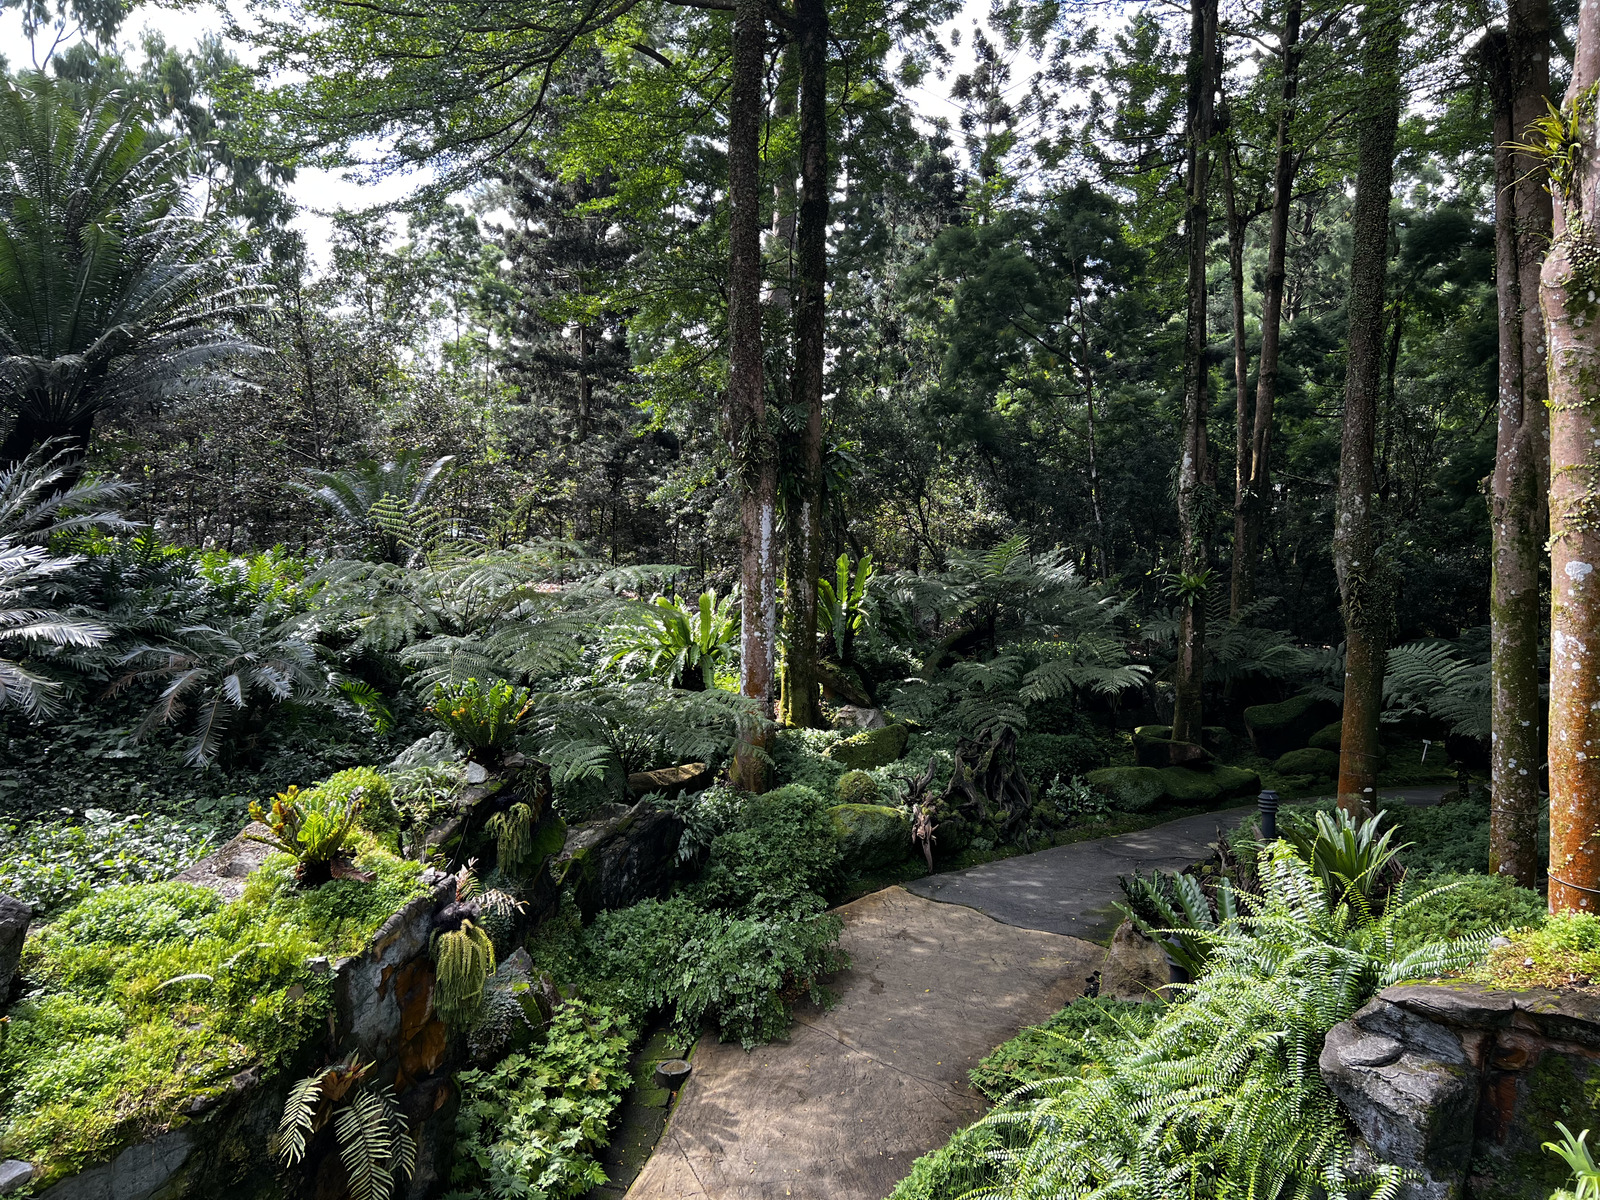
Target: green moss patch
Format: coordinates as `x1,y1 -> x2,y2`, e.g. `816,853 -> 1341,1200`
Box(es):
1085,767 -> 1168,813
1470,913 -> 1600,991
825,724 -> 909,770
1308,720 -> 1343,752
1156,767 -> 1222,805
0,834 -> 427,1185
1273,747 -> 1340,779
830,803 -> 911,873
1244,694 -> 1337,757
836,770 -> 884,805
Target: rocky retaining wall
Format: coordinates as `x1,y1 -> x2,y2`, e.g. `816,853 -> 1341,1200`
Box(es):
1320,982 -> 1600,1200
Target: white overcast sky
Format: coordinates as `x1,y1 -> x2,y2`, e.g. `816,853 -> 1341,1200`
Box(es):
0,0 -> 1029,264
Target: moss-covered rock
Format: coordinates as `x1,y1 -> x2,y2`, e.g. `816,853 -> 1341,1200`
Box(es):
1086,766 -> 1169,813
1273,746 -> 1340,778
836,770 -> 883,805
1131,725 -> 1209,768
830,803 -> 911,872
1156,767 -> 1223,805
825,723 -> 909,770
1309,719 -> 1343,752
1203,763 -> 1262,799
1243,693 -> 1339,758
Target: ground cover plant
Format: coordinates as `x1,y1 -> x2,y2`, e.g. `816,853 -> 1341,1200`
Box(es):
0,832 -> 427,1186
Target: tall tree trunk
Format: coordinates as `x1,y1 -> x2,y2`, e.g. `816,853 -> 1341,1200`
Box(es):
1221,136 -> 1253,616
777,0 -> 828,730
1172,0 -> 1219,751
729,0 -> 777,789
1070,262 -> 1107,576
1234,0 -> 1303,616
1542,0 -> 1600,914
1484,3 -> 1551,889
1333,0 -> 1401,816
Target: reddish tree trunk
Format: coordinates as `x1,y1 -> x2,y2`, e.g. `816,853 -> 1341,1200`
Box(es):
1543,0 -> 1600,913
1484,2 -> 1552,889
1333,1 -> 1401,816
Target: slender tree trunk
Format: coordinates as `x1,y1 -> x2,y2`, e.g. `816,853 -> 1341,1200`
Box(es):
1235,0 -> 1303,616
777,0 -> 828,730
1070,263 -> 1107,576
1171,0 -> 1219,751
1333,1 -> 1401,816
1484,4 -> 1551,889
1221,138 -> 1253,616
1543,0 -> 1600,913
729,0 -> 777,789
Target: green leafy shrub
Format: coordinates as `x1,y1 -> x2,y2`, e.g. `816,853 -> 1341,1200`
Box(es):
428,679 -> 534,762
444,1001 -> 632,1200
1,838 -> 427,1185
1545,1122 -> 1600,1200
1016,731 -> 1111,787
836,769 -> 882,804
771,727 -> 848,792
968,997 -> 1159,1100
0,811 -> 214,915
825,723 -> 909,770
1281,808 -> 1404,911
247,783 -> 363,886
1036,774 -> 1113,824
1381,792 -> 1495,874
688,784 -> 841,912
1391,872 -> 1545,955
574,894 -> 847,1046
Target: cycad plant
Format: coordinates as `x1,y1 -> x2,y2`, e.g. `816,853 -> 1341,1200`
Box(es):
605,589 -> 738,691
0,75 -> 260,466
1281,808 -> 1406,915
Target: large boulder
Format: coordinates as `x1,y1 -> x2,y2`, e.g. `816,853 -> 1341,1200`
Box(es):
1273,746 -> 1340,780
0,895 -> 30,1001
1309,719 -> 1343,752
1132,725 -> 1210,768
556,800 -> 687,921
835,770 -> 883,805
1319,994 -> 1480,1200
1085,766 -> 1168,813
1203,763 -> 1262,799
1155,767 -> 1222,806
825,723 -> 909,770
1101,920 -> 1173,1001
626,762 -> 712,798
1244,693 -> 1339,758
829,804 -> 911,873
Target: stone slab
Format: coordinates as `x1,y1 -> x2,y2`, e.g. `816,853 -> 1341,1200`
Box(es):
624,886 -> 1100,1200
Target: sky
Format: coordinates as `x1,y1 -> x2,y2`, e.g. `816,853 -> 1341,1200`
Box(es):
0,0 -> 1030,263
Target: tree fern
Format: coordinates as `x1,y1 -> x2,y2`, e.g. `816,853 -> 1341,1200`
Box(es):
1383,634 -> 1491,743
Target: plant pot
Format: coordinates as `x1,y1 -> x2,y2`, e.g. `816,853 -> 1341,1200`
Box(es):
654,1059 -> 692,1091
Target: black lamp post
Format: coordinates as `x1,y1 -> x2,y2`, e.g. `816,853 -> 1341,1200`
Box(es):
1258,789 -> 1281,841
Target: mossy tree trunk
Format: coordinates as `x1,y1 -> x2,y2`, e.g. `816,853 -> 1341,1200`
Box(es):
1542,2 -> 1600,913
729,0 -> 776,790
1333,0 -> 1401,817
1232,0 -> 1302,617
1171,0 -> 1219,751
1483,3 -> 1551,889
778,0 -> 828,731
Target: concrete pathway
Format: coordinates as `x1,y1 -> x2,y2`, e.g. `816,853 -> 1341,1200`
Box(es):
623,788 -> 1450,1200
906,807 -> 1253,942
624,887 -> 1101,1200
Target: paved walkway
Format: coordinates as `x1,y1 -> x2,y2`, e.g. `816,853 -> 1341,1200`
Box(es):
625,887 -> 1101,1200
624,789 -> 1449,1200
